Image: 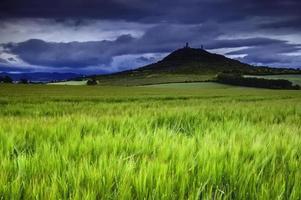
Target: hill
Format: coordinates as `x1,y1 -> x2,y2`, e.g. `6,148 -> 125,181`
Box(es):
91,46 -> 301,86
135,47 -> 253,74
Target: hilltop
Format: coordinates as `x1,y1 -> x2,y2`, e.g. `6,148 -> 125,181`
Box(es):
91,46 -> 301,86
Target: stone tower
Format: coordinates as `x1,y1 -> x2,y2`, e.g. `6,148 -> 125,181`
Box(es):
185,42 -> 189,48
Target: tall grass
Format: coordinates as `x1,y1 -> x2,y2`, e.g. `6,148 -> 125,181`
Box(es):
0,84 -> 301,199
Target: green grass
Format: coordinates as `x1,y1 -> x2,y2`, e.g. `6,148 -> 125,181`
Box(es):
95,73 -> 214,86
0,84 -> 301,199
245,74 -> 301,86
141,82 -> 236,89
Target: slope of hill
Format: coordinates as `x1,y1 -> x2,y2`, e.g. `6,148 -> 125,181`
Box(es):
92,47 -> 301,86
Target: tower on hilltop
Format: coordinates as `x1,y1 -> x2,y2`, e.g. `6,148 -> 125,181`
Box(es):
185,42 -> 189,48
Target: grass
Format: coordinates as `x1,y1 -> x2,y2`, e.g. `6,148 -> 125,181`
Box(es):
0,84 -> 301,199
141,82 -> 236,89
94,73 -> 215,86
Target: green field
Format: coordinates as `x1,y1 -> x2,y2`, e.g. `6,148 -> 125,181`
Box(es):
95,73 -> 214,86
245,74 -> 301,86
0,84 -> 301,199
141,82 -> 237,89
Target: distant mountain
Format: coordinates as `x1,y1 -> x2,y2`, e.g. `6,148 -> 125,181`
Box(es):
0,72 -> 83,82
91,47 -> 301,85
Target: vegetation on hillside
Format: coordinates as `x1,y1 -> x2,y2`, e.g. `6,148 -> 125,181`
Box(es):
245,74 -> 301,86
217,73 -> 300,90
0,84 -> 301,199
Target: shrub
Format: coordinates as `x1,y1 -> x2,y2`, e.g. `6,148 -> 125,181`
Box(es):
19,78 -> 29,84
87,79 -> 98,85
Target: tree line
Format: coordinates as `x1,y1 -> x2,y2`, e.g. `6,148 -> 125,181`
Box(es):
0,76 -> 13,83
0,76 -> 29,84
216,73 -> 300,90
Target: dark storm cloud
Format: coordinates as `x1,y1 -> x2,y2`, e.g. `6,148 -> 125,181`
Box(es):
0,0 -> 150,21
227,42 -> 301,67
3,36 -> 135,68
7,57 -> 17,62
1,0 -> 301,24
239,54 -> 301,68
206,38 -> 286,50
259,17 -> 301,31
0,63 -> 32,72
4,22 -> 300,69
1,0 -> 301,72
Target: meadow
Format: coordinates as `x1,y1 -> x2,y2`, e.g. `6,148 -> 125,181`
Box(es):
0,84 -> 301,199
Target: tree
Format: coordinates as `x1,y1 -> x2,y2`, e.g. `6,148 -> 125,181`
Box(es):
0,76 -> 13,83
216,73 -> 300,90
87,79 -> 97,85
19,78 -> 29,84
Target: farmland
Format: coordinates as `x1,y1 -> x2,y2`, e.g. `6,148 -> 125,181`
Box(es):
0,84 -> 301,199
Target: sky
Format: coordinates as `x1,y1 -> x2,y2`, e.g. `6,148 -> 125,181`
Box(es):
0,0 -> 301,74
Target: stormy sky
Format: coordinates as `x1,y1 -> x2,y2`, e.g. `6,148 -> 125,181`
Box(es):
0,0 -> 301,74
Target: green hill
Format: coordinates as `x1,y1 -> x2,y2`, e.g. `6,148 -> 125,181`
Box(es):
91,47 -> 301,86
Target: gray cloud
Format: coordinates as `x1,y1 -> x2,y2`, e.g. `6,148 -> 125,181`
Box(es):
0,18 -> 151,43
259,17 -> 301,31
0,63 -> 34,72
3,22 -> 301,72
3,36 -> 134,68
227,42 -> 301,67
0,58 -> 8,63
1,0 -> 301,24
1,0 -> 301,72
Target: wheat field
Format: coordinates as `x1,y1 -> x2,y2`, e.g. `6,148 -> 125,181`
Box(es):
0,84 -> 301,199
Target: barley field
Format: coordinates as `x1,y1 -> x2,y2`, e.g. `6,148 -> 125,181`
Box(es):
0,84 -> 301,199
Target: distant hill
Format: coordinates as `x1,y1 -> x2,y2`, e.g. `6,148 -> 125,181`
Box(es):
92,47 -> 301,85
132,47 -> 301,75
0,72 -> 83,82
134,47 -> 253,74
